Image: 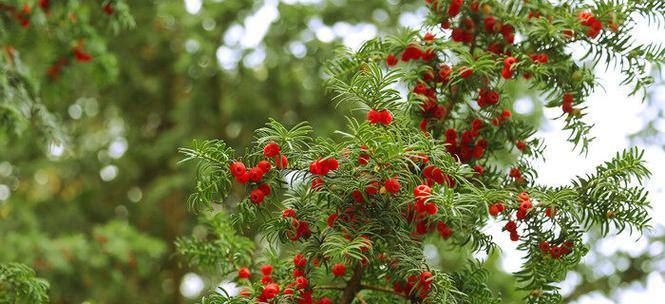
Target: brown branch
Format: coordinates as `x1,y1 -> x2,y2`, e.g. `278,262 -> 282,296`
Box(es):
340,264 -> 364,304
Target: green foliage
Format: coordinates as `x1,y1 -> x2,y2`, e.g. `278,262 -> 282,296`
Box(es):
177,1 -> 659,303
0,262 -> 49,304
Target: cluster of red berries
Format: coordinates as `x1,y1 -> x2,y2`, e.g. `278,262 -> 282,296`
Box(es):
539,240 -> 574,259
227,142 -> 289,204
529,53 -> 549,64
331,263 -> 346,277
444,125 -> 488,163
509,167 -> 523,182
504,220 -> 519,241
422,165 -> 454,188
392,271 -> 434,299
577,11 -> 604,38
45,43 -> 93,80
490,109 -> 512,126
367,109 -> 393,125
310,157 -> 339,190
477,88 -> 500,108
515,192 -> 533,220
412,82 -> 446,132
283,208 -> 312,241
488,202 -> 505,217
238,254 -> 332,304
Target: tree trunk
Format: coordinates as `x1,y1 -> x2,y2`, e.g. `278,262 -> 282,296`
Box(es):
340,264 -> 364,304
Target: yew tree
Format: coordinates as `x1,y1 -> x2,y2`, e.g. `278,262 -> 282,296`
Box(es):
178,0 -> 663,303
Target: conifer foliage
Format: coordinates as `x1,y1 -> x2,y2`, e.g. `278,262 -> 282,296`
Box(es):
179,0 -> 662,303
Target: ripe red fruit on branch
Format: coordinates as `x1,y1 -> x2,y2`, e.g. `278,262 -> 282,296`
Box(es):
447,0 -> 463,17
295,276 -> 309,289
262,283 -> 280,299
385,178 -> 401,193
249,167 -> 264,182
261,264 -> 273,276
258,160 -> 271,173
413,184 -> 432,200
459,66 -> 473,78
275,155 -> 289,169
386,54 -> 398,66
317,297 -> 332,304
516,140 -> 527,151
539,241 -> 550,253
73,46 -> 93,62
264,143 -> 281,158
238,267 -> 251,279
102,3 -> 113,15
258,183 -> 271,195
250,189 -> 265,204
331,263 -> 346,277
282,209 -> 296,218
229,162 -> 246,177
294,254 -> 307,268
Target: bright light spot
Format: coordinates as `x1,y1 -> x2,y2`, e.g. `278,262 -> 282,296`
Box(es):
127,187 -> 143,203
240,1 -> 279,49
185,39 -> 200,53
68,104 -> 82,119
48,141 -> 65,158
423,244 -> 438,262
100,165 -> 118,182
184,0 -> 202,15
514,98 -> 534,115
34,170 -> 48,185
288,41 -> 307,58
315,26 -> 335,43
244,47 -> 266,68
216,46 -> 241,70
218,281 -> 240,297
0,162 -> 13,177
223,24 -> 245,46
225,122 -> 242,139
0,184 -> 10,201
399,9 -> 427,29
108,138 -> 128,159
180,273 -> 205,299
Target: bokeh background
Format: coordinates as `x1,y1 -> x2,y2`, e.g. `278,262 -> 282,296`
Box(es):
1,0 -> 663,303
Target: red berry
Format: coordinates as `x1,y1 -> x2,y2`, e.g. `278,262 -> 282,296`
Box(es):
385,178 -> 401,193
275,155 -> 289,169
510,232 -> 519,241
317,297 -> 333,304
504,221 -> 517,232
489,204 -> 500,216
102,3 -> 113,15
312,178 -> 325,190
414,184 -> 432,200
379,110 -> 393,125
262,283 -> 280,299
516,140 -> 527,151
295,276 -> 309,289
358,153 -> 370,165
294,254 -> 307,268
546,207 -> 557,218
258,183 -> 271,195
282,209 -> 296,218
236,172 -> 250,184
365,181 -> 380,195
351,190 -> 365,203
250,189 -> 265,204
325,158 -> 339,170
258,160 -> 272,173
420,271 -> 433,284
229,161 -> 246,177
249,167 -> 264,182
331,263 -> 346,277
263,143 -> 281,158
425,202 -> 438,215
386,54 -> 398,66
539,241 -> 550,253
474,165 -> 485,175
238,267 -> 251,279
327,213 -> 338,227
261,264 -> 273,276
459,67 -> 473,78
